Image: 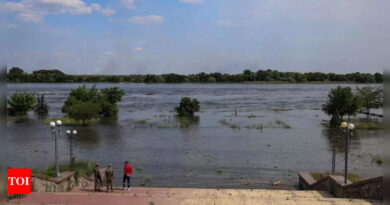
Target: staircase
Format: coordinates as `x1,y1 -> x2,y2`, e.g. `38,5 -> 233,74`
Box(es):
9,187 -> 381,205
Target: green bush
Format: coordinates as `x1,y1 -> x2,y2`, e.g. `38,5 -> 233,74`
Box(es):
62,85 -> 124,125
175,97 -> 200,116
7,92 -> 36,117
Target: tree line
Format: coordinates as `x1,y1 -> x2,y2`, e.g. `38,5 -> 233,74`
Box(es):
8,67 -> 383,83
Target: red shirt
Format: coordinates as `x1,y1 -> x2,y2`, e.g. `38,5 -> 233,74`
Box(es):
124,164 -> 133,176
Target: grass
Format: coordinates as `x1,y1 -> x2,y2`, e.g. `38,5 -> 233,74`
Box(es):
372,156 -> 383,165
219,119 -> 240,129
352,121 -> 383,130
6,116 -> 20,121
245,124 -> 264,130
221,119 -> 291,130
144,176 -> 152,183
321,120 -> 383,130
311,172 -> 363,183
275,120 -> 291,129
7,194 -> 26,201
32,161 -> 96,183
44,117 -> 100,126
137,119 -> 148,124
272,108 -> 294,112
136,167 -> 143,172
246,113 -> 258,118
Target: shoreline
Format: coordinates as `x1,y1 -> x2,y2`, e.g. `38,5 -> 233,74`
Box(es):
6,81 -> 383,84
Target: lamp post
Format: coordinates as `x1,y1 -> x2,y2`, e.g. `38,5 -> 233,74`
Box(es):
50,120 -> 62,178
66,129 -> 77,165
331,135 -> 338,174
340,121 -> 354,184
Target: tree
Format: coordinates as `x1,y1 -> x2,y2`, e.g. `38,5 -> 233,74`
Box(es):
356,86 -> 383,119
322,86 -> 360,127
62,85 -> 124,124
101,87 -> 125,104
8,67 -> 28,82
62,85 -> 100,113
100,87 -> 125,117
67,101 -> 100,125
7,92 -> 36,117
175,97 -> 200,116
34,94 -> 49,114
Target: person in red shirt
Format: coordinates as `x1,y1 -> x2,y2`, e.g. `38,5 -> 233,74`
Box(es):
123,161 -> 133,190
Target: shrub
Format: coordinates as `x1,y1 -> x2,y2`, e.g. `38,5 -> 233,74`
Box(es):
62,85 -> 124,125
175,97 -> 200,116
7,92 -> 36,117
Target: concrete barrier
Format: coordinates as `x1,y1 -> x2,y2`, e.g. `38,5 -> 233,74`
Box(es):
298,172 -> 383,200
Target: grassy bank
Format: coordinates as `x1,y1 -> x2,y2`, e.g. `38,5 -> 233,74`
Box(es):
311,172 -> 363,183
321,120 -> 383,130
32,161 -> 96,181
44,117 -> 100,126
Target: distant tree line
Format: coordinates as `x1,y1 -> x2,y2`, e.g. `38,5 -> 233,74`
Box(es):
8,67 -> 383,83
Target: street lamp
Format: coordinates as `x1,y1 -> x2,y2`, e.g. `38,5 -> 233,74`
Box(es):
66,129 -> 77,165
341,121 -> 354,184
331,135 -> 338,174
50,120 -> 62,178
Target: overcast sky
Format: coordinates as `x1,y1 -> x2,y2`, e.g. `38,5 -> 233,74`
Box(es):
1,0 -> 389,74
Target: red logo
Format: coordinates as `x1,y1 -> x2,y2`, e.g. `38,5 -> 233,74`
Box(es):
7,168 -> 31,194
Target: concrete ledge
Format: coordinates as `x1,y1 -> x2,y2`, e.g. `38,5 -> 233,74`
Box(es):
298,172 -> 383,200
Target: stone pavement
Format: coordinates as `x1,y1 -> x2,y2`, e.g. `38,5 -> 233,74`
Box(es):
9,187 -> 381,205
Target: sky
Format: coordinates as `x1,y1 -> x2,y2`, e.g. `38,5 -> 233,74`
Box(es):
0,0 -> 389,74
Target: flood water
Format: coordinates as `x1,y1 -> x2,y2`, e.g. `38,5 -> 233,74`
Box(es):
6,83 -> 383,189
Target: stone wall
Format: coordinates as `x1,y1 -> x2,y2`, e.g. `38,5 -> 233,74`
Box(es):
31,171 -> 75,192
298,172 -> 383,200
342,176 -> 383,200
31,171 -> 94,192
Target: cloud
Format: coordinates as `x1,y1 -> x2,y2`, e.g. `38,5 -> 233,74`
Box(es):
1,0 -> 116,22
121,0 -> 135,9
55,51 -> 71,56
180,0 -> 204,3
100,8 -> 115,15
90,3 -> 101,10
112,15 -> 164,24
91,3 -> 115,16
217,20 -> 235,27
105,51 -> 115,55
133,47 -> 144,51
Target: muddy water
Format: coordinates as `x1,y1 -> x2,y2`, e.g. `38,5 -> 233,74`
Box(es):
6,83 -> 383,189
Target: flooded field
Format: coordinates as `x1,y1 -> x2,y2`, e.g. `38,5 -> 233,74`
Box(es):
6,83 -> 383,189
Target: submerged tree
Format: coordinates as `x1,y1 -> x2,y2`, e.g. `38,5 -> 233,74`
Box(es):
7,92 -> 36,117
34,94 -> 49,114
356,86 -> 383,119
67,101 -> 100,126
62,85 -> 124,125
175,97 -> 200,117
322,86 -> 360,127
99,87 -> 125,117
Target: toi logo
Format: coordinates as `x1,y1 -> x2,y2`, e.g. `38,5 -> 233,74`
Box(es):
7,168 -> 31,194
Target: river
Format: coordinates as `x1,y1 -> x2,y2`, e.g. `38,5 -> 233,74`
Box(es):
6,83 -> 383,189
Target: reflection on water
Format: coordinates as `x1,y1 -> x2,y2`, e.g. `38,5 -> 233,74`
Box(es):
6,83 -> 383,189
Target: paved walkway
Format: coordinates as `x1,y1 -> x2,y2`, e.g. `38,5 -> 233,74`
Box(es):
9,187 -> 381,205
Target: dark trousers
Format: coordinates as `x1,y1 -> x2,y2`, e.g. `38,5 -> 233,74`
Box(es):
123,175 -> 131,188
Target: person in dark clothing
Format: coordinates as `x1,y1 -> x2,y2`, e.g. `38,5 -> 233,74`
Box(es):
123,161 -> 133,191
105,164 -> 114,192
94,163 -> 103,191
